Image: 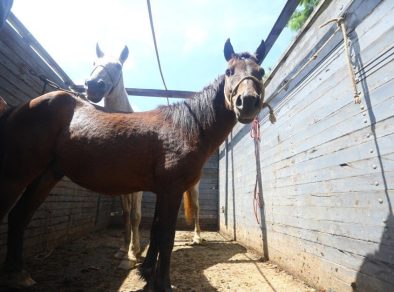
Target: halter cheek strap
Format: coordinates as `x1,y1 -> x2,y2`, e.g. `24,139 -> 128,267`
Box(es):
225,75 -> 276,124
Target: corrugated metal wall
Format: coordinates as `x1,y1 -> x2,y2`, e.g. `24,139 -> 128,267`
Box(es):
0,14 -> 113,259
219,0 -> 394,291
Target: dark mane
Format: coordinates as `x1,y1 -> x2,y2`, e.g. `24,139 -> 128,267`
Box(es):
158,75 -> 225,139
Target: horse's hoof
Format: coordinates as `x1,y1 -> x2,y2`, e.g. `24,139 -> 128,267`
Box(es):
2,270 -> 37,288
192,236 -> 203,245
118,258 -> 137,270
114,249 -> 126,259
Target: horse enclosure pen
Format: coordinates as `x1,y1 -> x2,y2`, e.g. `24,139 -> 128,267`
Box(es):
0,0 -> 393,291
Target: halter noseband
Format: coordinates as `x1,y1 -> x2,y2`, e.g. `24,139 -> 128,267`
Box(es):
90,64 -> 122,96
225,75 -> 276,124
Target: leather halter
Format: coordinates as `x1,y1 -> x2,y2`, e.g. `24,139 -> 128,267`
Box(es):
225,75 -> 276,124
224,75 -> 264,110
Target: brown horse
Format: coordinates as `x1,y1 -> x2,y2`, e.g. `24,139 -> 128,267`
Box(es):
0,39 -> 267,291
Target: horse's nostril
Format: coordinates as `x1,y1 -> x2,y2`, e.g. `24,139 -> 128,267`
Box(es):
236,95 -> 242,108
86,80 -> 94,88
98,80 -> 105,89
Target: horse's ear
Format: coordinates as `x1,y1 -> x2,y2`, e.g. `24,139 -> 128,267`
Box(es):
224,38 -> 235,62
96,43 -> 104,58
255,40 -> 265,65
120,46 -> 129,64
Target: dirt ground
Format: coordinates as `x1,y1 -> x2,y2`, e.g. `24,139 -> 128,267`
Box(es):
2,229 -> 315,292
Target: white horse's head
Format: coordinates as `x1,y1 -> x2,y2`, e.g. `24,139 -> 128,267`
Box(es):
85,44 -> 129,103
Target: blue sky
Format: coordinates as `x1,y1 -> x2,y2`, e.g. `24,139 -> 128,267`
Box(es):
12,0 -> 295,111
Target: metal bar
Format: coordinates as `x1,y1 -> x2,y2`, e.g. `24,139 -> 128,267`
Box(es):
264,0 -> 299,58
73,85 -> 196,99
126,87 -> 195,98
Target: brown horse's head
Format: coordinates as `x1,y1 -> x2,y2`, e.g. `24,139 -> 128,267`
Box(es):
85,44 -> 129,103
223,39 -> 266,124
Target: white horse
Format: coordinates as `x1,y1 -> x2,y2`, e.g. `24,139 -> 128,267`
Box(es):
85,45 -> 203,269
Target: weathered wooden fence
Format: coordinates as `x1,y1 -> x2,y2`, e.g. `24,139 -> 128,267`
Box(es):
219,0 -> 394,291
0,13 -> 113,259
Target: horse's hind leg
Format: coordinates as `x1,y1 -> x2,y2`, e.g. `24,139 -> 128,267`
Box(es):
3,164 -> 63,288
190,181 -> 203,244
118,191 -> 142,270
115,194 -> 132,259
0,179 -> 26,226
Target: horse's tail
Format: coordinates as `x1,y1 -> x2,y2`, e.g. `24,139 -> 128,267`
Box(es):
183,190 -> 194,225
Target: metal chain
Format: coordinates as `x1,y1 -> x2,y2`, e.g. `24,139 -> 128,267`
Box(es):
28,68 -> 87,100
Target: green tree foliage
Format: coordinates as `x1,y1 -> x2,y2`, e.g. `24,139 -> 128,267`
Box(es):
288,0 -> 320,31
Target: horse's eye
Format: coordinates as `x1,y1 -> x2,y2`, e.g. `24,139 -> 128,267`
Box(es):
225,68 -> 234,76
258,68 -> 265,78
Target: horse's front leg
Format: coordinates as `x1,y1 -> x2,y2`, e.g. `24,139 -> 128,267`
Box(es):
155,192 -> 183,291
118,191 -> 142,270
115,194 -> 132,259
140,191 -> 182,292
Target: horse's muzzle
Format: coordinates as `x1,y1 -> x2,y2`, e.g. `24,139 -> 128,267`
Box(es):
85,79 -> 106,103
235,94 -> 262,123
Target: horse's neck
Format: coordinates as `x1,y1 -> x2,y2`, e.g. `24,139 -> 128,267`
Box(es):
202,103 -> 237,154
104,77 -> 133,113
194,78 -> 237,154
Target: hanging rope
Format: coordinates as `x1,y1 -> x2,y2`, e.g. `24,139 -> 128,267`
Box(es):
146,0 -> 170,106
320,17 -> 361,103
260,14 -> 361,128
251,117 -> 263,225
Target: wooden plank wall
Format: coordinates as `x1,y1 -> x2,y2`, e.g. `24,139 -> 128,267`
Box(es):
111,152 -> 219,230
219,0 -> 394,291
0,14 -> 113,260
